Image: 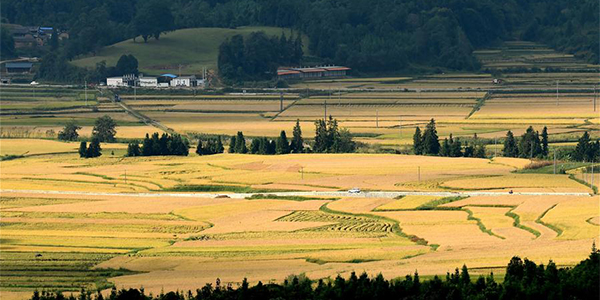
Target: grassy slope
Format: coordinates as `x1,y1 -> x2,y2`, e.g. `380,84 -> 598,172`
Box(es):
71,26 -> 306,75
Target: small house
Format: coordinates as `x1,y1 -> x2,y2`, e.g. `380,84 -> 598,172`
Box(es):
106,77 -> 125,87
139,76 -> 158,87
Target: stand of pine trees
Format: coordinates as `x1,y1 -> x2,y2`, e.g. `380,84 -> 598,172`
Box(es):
502,126 -> 549,159
31,249 -> 599,300
413,119 -> 485,158
313,116 -> 356,153
572,131 -> 600,162
196,137 -> 224,156
127,133 -> 189,157
78,139 -> 101,158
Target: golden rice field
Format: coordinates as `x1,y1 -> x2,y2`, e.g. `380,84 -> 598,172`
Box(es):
0,138 -> 598,298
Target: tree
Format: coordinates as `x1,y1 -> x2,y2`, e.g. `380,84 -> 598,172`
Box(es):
85,138 -> 102,158
50,28 -> 59,50
503,131 -> 519,157
450,137 -> 463,157
573,131 -> 593,162
79,141 -> 87,158
229,136 -> 237,153
235,132 -> 247,154
413,127 -> 423,155
133,0 -> 174,42
313,119 -> 328,153
336,128 -> 356,153
276,131 -> 291,154
57,121 -> 81,141
422,119 -> 440,155
518,126 -> 542,158
440,138 -> 450,157
541,127 -> 549,157
291,120 -> 304,153
92,115 -> 117,142
0,26 -> 15,60
142,134 -> 153,156
127,143 -> 141,157
116,54 -> 138,75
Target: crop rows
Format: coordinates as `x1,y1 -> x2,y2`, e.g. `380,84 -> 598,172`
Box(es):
278,211 -> 393,233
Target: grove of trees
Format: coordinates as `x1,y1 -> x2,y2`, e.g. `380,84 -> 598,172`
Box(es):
413,120 -> 486,158
313,116 -> 355,153
78,138 -> 102,158
30,248 -> 599,300
57,120 -> 81,141
127,133 -> 190,157
218,32 -> 302,81
196,136 -> 225,156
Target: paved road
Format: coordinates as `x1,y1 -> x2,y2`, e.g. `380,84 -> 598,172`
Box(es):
1,189 -> 592,199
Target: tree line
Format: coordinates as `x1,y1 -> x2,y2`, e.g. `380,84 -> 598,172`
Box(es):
503,128 -> 599,162
127,133 -> 190,157
412,119 -> 485,158
58,115 -> 117,159
218,31 -> 303,82
29,248 -> 599,300
4,0 -> 596,83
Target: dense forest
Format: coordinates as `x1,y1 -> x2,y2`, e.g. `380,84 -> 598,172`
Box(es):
30,249 -> 599,300
2,0 -> 598,79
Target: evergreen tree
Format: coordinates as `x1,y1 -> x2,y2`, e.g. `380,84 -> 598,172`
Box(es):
250,138 -> 260,154
92,115 -> 117,142
78,141 -> 87,158
291,119 -> 304,153
440,138 -> 450,157
276,131 -> 291,154
326,116 -> 339,152
313,119 -> 328,153
151,133 -> 161,155
518,126 -> 542,158
422,119 -> 440,155
267,139 -> 276,155
58,120 -> 81,141
573,131 -> 591,161
215,136 -> 224,154
235,132 -> 247,154
127,143 -> 141,157
229,136 -> 237,153
258,137 -> 269,155
450,137 -> 463,157
464,142 -> 474,157
196,140 -> 205,155
541,126 -> 549,157
336,128 -> 356,153
413,127 -> 423,155
85,138 -> 102,158
503,131 -> 519,157
141,134 -> 153,156
474,144 -> 486,158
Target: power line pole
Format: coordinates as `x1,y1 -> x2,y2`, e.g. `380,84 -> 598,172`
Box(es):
418,166 -> 421,182
494,136 -> 497,158
279,92 -> 284,112
376,110 -> 379,128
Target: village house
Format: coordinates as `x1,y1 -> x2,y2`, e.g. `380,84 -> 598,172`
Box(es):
4,62 -> 33,74
138,76 -> 158,87
170,75 -> 197,87
106,76 -> 126,87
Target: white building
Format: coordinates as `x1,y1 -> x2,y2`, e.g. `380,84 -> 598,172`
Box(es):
106,77 -> 126,87
170,75 -> 197,87
139,76 -> 158,87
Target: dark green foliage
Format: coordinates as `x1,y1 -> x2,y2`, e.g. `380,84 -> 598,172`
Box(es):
218,32 -> 302,81
92,115 -> 117,143
234,132 -> 248,154
133,0 -> 174,43
78,141 -> 87,158
518,126 -> 543,158
196,136 -> 224,156
127,143 -> 141,157
83,138 -> 102,158
228,136 -> 237,153
276,131 -> 291,154
140,132 -> 189,156
115,54 -> 139,75
503,130 -> 519,157
541,126 -> 549,157
440,134 -> 463,157
413,127 -> 423,155
32,250 -> 599,300
313,116 -> 355,153
57,120 -> 81,141
573,131 -> 600,162
290,120 -> 304,153
1,26 -> 15,60
422,119 -> 440,155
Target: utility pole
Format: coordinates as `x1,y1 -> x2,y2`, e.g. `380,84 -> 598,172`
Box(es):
178,64 -> 182,77
494,136 -> 497,158
418,166 -> 421,182
376,110 -> 379,128
279,92 -> 284,112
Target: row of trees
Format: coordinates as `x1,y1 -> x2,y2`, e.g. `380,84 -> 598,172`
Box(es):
413,120 -> 487,158
58,115 -> 117,143
314,117 -> 355,153
439,134 -> 486,158
31,248 -> 599,300
573,132 -> 600,162
218,31 -> 303,81
78,139 -> 102,158
127,133 -> 190,157
502,127 -> 549,158
196,137 -> 225,156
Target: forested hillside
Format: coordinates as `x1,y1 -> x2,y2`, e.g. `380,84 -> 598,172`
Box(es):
2,0 -> 598,74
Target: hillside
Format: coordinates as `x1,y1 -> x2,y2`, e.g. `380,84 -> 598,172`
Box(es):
71,26 -> 306,75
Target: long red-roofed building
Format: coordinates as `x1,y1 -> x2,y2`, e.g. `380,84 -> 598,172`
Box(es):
277,66 -> 350,80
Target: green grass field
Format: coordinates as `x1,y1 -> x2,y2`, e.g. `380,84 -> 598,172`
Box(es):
71,27 -> 307,75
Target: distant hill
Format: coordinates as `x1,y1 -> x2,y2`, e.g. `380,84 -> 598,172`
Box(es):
71,26 -> 306,75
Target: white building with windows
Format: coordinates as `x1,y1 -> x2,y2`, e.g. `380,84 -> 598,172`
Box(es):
106,76 -> 126,87
170,75 -> 197,87
139,76 -> 158,87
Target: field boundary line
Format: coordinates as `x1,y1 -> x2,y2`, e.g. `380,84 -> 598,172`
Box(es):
535,204 -> 563,236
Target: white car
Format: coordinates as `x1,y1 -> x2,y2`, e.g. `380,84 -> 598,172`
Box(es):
348,188 -> 361,194
30,81 -> 39,85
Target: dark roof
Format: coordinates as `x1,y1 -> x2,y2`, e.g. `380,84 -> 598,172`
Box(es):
6,62 -> 33,69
